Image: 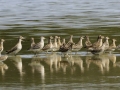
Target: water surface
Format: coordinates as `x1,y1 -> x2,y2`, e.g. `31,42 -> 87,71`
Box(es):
0,0 -> 120,90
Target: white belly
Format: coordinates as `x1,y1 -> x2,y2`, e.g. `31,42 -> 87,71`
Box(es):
12,44 -> 22,54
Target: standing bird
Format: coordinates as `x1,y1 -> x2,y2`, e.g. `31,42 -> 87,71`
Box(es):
52,36 -> 58,52
0,39 -> 5,56
88,35 -> 104,51
88,35 -> 105,55
28,37 -> 36,51
84,35 -> 92,49
57,36 -> 62,49
59,43 -> 74,57
72,36 -> 84,53
6,36 -> 25,55
42,36 -> 53,53
61,38 -> 66,46
30,37 -> 35,47
106,39 -> 117,53
28,36 -> 45,55
93,35 -> 104,48
103,37 -> 110,51
66,35 -> 74,47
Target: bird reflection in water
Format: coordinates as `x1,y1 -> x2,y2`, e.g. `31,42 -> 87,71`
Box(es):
43,53 -> 61,73
9,55 -> 23,80
29,56 -> 45,83
71,55 -> 84,74
108,54 -> 116,67
0,62 -> 8,77
85,54 -> 110,74
59,55 -> 84,74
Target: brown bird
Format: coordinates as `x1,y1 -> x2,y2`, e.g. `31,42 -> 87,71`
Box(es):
103,37 -> 110,51
84,35 -> 92,49
28,36 -> 45,54
52,36 -> 58,52
66,35 -> 74,47
30,37 -> 35,47
106,39 -> 117,53
88,35 -> 104,51
6,36 -> 25,55
57,36 -> 62,49
72,36 -> 84,53
42,36 -> 53,53
88,35 -> 105,55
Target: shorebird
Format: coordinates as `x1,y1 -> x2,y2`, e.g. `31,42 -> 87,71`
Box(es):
89,42 -> 106,55
6,36 -> 25,55
61,38 -> 66,46
52,36 -> 58,52
84,35 -> 92,49
0,55 -> 8,62
28,36 -> 45,55
59,38 -> 66,50
28,37 -> 36,50
42,36 -> 53,53
30,37 -> 35,47
106,39 -> 117,53
57,36 -> 62,49
66,35 -> 74,47
0,39 -> 5,56
72,36 -> 84,53
88,35 -> 105,55
59,43 -> 74,56
92,35 -> 104,49
88,35 -> 104,51
116,44 -> 120,50
103,37 -> 110,51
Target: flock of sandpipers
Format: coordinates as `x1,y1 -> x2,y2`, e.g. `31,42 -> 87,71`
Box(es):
0,35 -> 120,62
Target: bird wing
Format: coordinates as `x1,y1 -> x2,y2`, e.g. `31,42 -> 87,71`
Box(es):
32,43 -> 41,49
6,45 -> 17,54
42,44 -> 50,50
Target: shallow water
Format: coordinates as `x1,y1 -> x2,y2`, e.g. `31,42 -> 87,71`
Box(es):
1,53 -> 120,90
0,0 -> 120,90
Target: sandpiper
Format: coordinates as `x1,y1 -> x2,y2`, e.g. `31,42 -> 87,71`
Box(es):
52,36 -> 58,52
59,43 -> 74,53
30,37 -> 35,47
28,37 -> 36,50
84,35 -> 92,49
6,36 -> 25,55
88,35 -> 105,55
60,38 -> 66,50
72,36 -> 84,53
29,36 -> 45,54
92,35 -> 104,48
116,44 -> 120,50
0,39 -> 5,56
103,37 -> 110,51
89,35 -> 104,50
61,38 -> 66,46
66,35 -> 74,47
89,42 -> 106,55
106,39 -> 117,53
42,36 -> 53,53
57,36 -> 62,49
